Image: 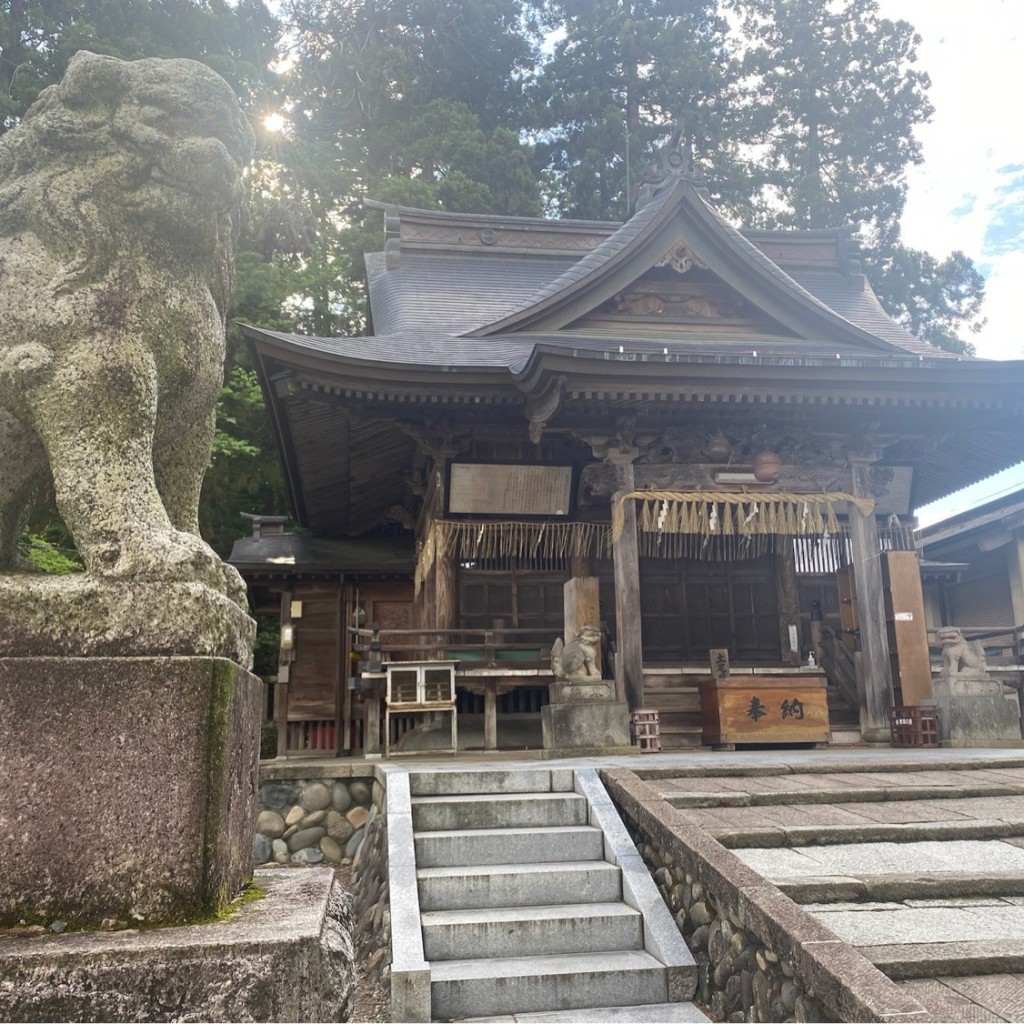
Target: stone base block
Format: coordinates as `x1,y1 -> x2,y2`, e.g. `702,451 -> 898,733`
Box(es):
0,869 -> 354,1023
0,576 -> 255,665
541,700 -> 631,750
0,657 -> 261,926
548,678 -> 618,704
932,676 -> 1023,748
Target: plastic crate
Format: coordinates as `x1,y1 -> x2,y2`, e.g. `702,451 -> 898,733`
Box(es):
888,705 -> 939,748
630,708 -> 661,753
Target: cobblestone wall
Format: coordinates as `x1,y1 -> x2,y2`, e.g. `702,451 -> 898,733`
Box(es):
254,776 -> 377,867
638,829 -> 822,1022
603,768 -> 929,1024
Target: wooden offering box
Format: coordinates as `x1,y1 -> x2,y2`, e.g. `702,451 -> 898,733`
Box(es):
699,670 -> 830,747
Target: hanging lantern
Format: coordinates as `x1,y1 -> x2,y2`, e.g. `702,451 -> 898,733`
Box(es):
752,451 -> 781,483
708,432 -> 731,461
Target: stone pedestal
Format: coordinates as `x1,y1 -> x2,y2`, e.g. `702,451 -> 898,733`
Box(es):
0,656 -> 261,925
931,674 -> 1023,748
542,679 -> 631,751
0,869 -> 354,1023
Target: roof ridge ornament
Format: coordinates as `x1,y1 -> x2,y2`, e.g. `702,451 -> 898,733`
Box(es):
635,124 -> 708,210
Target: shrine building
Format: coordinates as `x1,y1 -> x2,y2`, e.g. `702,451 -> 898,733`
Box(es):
234,159 -> 1024,758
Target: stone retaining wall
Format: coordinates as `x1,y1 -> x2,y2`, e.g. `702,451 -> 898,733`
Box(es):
256,764 -> 393,1016
602,769 -> 930,1024
255,775 -> 378,867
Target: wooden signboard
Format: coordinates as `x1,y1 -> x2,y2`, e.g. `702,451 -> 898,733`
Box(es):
699,674 -> 830,747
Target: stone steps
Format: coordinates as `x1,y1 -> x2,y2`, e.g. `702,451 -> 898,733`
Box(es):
406,767 -> 699,1021
430,949 -> 669,1020
417,859 -> 622,911
414,824 -> 604,867
464,1003 -> 714,1023
412,792 -> 589,831
421,902 -> 643,960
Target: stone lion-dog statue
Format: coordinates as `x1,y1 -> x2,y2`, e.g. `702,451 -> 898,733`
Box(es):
0,51 -> 254,603
937,626 -> 988,677
551,626 -> 603,682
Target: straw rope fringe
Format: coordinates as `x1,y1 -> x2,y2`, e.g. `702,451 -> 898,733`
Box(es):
415,519 -> 609,589
612,490 -> 875,544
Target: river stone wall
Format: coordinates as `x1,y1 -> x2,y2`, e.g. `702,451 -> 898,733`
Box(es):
602,769 -> 930,1024
255,776 -> 377,867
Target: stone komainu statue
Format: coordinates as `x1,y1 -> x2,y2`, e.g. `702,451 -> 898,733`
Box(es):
937,626 -> 989,678
0,51 -> 254,602
551,626 -> 603,682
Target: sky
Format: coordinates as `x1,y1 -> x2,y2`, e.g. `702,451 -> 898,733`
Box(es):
874,0 -> 1024,522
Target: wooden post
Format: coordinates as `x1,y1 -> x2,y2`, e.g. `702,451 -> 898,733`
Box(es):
849,459 -> 895,741
483,681 -> 498,751
563,576 -> 600,645
365,689 -> 381,757
610,458 -> 644,710
276,589 -> 293,759
883,550 -> 933,705
435,547 -> 455,652
1008,530 -> 1024,630
775,537 -> 801,666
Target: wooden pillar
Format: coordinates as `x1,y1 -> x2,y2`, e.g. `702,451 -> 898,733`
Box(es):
775,537 -> 801,666
563,576 -> 600,644
365,690 -> 382,757
276,588 -> 293,759
610,457 -> 644,710
483,681 -> 498,751
1008,531 -> 1024,632
849,459 -> 895,741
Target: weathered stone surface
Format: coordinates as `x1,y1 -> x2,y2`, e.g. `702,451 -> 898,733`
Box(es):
320,837 -> 342,862
300,783 -> 331,812
346,805 -> 369,830
0,578 -> 255,665
257,810 -> 285,838
345,827 -> 365,858
349,780 -> 372,806
272,839 -> 289,865
302,809 -> 327,828
326,810 -> 355,845
541,699 -> 631,749
253,834 -> 272,865
260,785 -> 299,812
331,782 -> 353,813
288,827 -> 326,853
285,805 -> 304,827
0,869 -> 354,1023
0,657 -> 260,925
0,51 -> 255,622
291,848 -> 324,866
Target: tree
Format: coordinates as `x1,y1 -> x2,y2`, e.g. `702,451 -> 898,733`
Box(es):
732,0 -> 932,236
531,0 -> 743,219
866,244 -> 985,355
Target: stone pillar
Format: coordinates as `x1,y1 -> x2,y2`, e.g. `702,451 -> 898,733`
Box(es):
609,455 -> 644,710
849,459 -> 895,741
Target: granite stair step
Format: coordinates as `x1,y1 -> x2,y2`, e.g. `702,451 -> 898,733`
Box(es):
409,769 -> 569,797
463,1001 -> 712,1022
412,792 -> 588,832
414,824 -> 604,868
430,949 -> 669,1020
417,860 -> 621,911
421,902 -> 643,961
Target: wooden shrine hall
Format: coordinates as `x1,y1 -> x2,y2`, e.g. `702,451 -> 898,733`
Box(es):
235,154 -> 1024,757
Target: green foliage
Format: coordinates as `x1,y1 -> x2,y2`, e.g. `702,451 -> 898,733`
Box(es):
532,0 -> 739,219
732,0 -> 932,235
18,532 -> 83,575
867,244 -> 985,354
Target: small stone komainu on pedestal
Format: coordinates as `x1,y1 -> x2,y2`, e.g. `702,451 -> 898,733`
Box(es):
542,627 -> 632,751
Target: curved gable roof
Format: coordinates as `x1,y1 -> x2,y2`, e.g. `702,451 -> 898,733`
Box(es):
469,178 -> 903,355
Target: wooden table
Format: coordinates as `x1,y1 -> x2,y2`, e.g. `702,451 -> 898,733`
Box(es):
699,670 -> 830,747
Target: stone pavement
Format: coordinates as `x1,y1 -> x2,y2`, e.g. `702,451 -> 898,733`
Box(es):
272,747 -> 1024,1021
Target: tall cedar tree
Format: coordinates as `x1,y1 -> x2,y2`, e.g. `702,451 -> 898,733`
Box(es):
732,0 -> 983,350
531,0 -> 748,220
